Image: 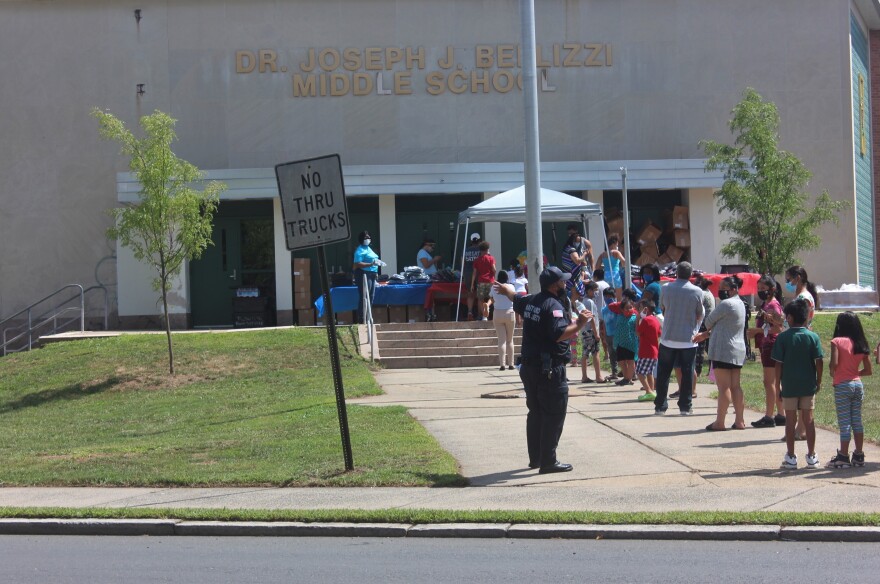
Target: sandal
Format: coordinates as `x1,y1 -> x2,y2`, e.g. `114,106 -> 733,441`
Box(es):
705,423 -> 728,432
581,377 -> 594,384
730,423 -> 746,430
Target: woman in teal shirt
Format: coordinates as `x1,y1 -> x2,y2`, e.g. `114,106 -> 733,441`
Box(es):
353,230 -> 379,323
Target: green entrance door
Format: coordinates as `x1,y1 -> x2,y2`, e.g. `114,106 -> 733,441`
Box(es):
190,218 -> 242,327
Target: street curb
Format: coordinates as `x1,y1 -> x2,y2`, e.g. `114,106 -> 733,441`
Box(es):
0,519 -> 178,536
507,524 -> 780,540
2,520 -> 880,541
174,521 -> 409,537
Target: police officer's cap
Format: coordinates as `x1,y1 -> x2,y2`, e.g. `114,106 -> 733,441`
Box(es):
539,266 -> 571,289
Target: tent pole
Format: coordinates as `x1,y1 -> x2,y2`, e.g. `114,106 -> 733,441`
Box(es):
599,212 -> 610,287
621,167 -> 632,290
455,219 -> 470,322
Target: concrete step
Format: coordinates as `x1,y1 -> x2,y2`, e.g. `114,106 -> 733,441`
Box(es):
376,321 -> 494,332
379,354 -> 505,368
380,345 -> 519,357
378,336 -> 521,350
377,329 -> 506,341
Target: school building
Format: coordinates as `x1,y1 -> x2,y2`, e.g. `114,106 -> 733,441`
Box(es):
0,0 -> 877,329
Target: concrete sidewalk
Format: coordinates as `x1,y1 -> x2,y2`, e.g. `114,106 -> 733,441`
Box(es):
0,365 -> 878,515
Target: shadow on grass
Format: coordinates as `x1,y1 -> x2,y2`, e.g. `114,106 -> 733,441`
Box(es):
0,377 -> 124,413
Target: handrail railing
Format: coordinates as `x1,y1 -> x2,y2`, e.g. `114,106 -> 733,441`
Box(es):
361,273 -> 375,362
0,284 -> 110,356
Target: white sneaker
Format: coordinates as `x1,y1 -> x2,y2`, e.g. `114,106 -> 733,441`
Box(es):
780,453 -> 798,470
805,453 -> 819,469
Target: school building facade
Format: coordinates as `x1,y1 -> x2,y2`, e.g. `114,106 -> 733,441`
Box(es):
0,0 -> 877,328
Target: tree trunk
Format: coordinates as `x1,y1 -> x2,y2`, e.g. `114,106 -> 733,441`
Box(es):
161,279 -> 175,375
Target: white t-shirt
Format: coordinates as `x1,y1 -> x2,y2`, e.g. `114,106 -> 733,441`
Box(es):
595,280 -> 611,311
491,288 -> 514,311
513,276 -> 528,295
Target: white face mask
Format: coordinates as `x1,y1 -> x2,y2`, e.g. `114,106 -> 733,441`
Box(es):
640,310 -> 648,318
363,239 -> 371,246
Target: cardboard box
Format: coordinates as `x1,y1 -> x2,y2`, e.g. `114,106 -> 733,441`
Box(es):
292,257 -> 311,277
636,222 -> 662,245
293,290 -> 312,309
657,253 -> 674,265
606,217 -> 625,236
371,306 -> 389,324
407,305 -> 426,323
635,253 -> 659,267
673,229 -> 691,248
605,206 -> 622,220
336,310 -> 355,325
388,306 -> 407,323
296,308 -> 315,326
664,244 -> 685,262
672,205 -> 690,230
639,242 -> 659,258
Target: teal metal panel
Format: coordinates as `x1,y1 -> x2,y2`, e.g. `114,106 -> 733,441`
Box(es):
852,13 -> 875,287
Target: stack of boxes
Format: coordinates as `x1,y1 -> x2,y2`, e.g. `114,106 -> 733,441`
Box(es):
293,257 -> 314,325
605,205 -> 691,267
670,205 -> 690,256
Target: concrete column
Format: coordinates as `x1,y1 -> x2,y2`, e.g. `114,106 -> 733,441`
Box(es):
685,188 -> 722,273
273,197 -> 294,325
378,194 -> 398,274
483,192 -> 502,268
116,238 -> 189,328
585,190 -> 604,249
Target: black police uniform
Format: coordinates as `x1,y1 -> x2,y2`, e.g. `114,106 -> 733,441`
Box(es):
512,289 -> 573,470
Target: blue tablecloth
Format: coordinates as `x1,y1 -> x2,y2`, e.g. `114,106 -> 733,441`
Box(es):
314,283 -> 431,316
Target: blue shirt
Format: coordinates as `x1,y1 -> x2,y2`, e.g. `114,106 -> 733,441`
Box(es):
601,306 -> 618,335
644,281 -> 663,315
353,245 -> 379,273
417,248 -> 437,275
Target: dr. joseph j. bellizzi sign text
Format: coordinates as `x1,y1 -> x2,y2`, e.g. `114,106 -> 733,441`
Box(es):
236,43 -> 613,98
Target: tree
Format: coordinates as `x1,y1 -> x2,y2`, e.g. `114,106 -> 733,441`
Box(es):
700,87 -> 849,277
94,109 -> 225,374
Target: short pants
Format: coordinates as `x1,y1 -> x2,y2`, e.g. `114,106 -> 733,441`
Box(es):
759,334 -> 778,368
616,346 -> 635,361
783,395 -> 815,411
711,360 -> 742,370
476,282 -> 493,301
580,327 -> 599,356
636,357 -> 658,376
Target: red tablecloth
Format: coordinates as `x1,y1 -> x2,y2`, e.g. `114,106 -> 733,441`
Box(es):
654,273 -> 761,296
424,282 -> 468,309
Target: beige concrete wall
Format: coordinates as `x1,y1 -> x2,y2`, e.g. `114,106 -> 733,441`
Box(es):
0,0 -> 864,322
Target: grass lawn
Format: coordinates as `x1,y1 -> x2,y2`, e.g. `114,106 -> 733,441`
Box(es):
0,328 -> 465,487
739,311 -> 880,443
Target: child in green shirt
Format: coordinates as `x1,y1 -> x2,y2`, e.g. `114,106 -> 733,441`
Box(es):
771,299 -> 824,470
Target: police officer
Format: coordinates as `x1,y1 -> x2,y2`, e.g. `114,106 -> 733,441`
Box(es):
493,266 -> 593,474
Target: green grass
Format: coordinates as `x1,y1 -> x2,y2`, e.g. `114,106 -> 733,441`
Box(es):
2,506 -> 879,527
0,328 -> 464,487
739,312 -> 880,443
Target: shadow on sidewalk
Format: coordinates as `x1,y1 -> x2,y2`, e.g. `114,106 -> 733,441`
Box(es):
466,467 -> 539,486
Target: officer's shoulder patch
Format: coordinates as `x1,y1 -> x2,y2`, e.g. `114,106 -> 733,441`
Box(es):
552,310 -> 563,318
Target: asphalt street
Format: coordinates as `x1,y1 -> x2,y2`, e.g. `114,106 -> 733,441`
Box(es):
1,536 -> 877,584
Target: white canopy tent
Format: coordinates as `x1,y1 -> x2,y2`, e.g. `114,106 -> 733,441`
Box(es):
452,186 -> 607,320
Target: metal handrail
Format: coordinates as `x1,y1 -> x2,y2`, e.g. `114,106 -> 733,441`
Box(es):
362,273 -> 375,362
0,283 -> 111,356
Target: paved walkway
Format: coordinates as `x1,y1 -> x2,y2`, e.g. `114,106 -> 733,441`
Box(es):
1,366 -> 878,514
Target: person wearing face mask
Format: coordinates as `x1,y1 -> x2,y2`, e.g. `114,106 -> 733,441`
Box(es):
493,266 -> 594,474
594,235 -> 626,301
694,276 -> 747,431
639,263 -> 663,317
784,265 -> 819,328
747,275 -> 786,428
352,231 -> 380,324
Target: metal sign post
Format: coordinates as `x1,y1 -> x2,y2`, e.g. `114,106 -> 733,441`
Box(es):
275,154 -> 354,471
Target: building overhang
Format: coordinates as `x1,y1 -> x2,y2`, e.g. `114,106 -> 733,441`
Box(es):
854,0 -> 880,29
117,159 -> 726,203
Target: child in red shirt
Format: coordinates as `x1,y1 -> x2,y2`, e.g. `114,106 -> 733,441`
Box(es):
635,299 -> 662,401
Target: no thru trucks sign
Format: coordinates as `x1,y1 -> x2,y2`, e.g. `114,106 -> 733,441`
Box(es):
275,154 -> 350,251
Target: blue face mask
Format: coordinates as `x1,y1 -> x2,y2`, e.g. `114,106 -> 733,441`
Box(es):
785,281 -> 796,293
643,275 -> 653,283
